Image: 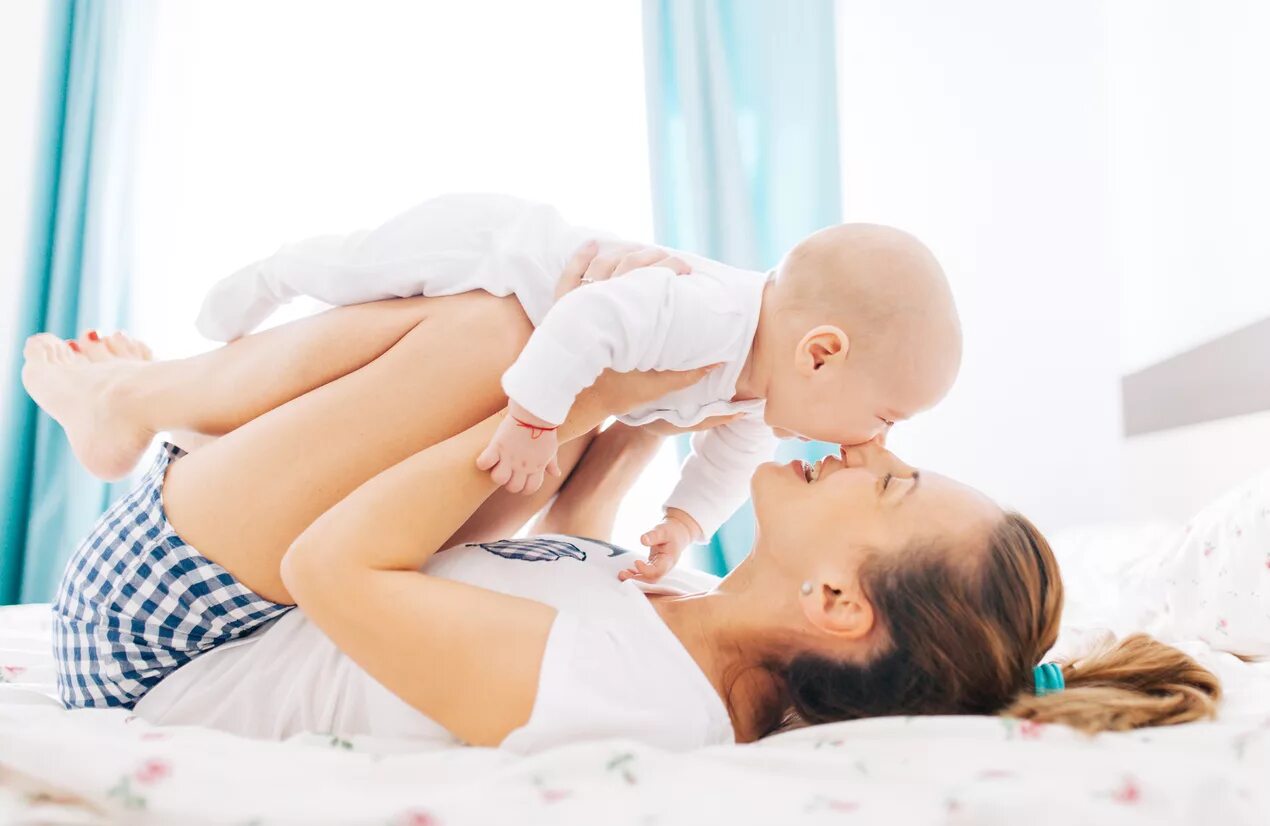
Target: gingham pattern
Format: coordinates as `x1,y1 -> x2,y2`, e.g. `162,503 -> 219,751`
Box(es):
52,442 -> 291,709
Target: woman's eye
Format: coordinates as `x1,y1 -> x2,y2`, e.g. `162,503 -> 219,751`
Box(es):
881,473 -> 893,491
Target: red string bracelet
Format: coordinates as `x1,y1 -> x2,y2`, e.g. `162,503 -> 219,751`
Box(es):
512,416 -> 558,440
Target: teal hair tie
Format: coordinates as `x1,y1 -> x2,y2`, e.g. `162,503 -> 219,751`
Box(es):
1032,662 -> 1065,696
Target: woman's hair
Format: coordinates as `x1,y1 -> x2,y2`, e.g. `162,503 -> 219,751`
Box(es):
774,512 -> 1221,735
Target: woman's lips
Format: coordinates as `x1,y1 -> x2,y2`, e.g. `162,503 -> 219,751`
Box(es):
786,458 -> 823,482
787,459 -> 806,480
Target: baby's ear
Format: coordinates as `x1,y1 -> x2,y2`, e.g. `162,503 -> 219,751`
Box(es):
796,325 -> 851,374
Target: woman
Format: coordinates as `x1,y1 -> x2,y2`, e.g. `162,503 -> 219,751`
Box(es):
24,273 -> 1219,752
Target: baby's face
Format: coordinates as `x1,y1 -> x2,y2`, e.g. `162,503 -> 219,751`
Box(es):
763,343 -> 956,447
765,365 -> 895,446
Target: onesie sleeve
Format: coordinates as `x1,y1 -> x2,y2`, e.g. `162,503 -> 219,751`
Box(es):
663,413 -> 779,541
500,265 -> 686,424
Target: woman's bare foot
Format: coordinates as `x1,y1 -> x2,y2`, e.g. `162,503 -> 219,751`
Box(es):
20,330 -> 156,481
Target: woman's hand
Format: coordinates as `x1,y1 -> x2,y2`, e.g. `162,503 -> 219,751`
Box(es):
531,421 -> 663,540
575,365 -> 722,430
633,412 -> 745,436
554,240 -> 691,301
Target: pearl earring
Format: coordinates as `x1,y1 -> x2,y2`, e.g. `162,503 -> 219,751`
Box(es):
800,581 -> 813,596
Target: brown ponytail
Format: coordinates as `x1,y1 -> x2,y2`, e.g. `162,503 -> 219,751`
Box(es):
775,513 -> 1221,735
1005,633 -> 1220,732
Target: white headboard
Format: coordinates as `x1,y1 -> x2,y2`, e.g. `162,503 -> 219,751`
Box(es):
1121,318 -> 1270,521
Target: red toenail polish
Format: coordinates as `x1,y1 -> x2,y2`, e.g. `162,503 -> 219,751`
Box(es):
87,330 -> 99,342
68,341 -> 80,352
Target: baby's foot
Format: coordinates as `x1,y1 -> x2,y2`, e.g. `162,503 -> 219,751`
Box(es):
21,331 -> 156,481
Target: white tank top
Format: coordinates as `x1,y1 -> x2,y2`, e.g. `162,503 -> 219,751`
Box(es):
135,536 -> 736,753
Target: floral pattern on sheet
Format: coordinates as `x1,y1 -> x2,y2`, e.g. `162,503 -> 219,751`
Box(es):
606,752 -> 640,785
2,703 -> 1268,825
3,615 -> 1270,824
104,758 -> 171,811
0,665 -> 27,683
1147,467 -> 1270,656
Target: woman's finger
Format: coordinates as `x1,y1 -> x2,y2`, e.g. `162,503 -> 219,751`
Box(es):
660,256 -> 691,275
687,412 -> 745,432
590,363 -> 723,414
637,364 -> 722,396
644,412 -> 745,437
613,247 -> 670,276
583,253 -> 620,283
678,362 -> 723,387
554,240 -> 600,300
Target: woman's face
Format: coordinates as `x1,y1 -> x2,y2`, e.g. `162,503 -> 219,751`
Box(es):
750,439 -> 1002,583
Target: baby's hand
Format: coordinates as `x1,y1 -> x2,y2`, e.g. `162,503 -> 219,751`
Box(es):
476,403 -> 562,494
618,509 -> 700,583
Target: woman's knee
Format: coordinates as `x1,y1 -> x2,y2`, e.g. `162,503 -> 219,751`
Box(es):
429,292 -> 533,365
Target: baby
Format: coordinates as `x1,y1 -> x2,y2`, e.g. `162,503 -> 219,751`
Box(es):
197,194 -> 961,579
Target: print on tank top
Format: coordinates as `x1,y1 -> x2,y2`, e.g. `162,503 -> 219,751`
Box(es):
568,536 -> 632,557
468,536 -> 632,562
469,537 -> 586,562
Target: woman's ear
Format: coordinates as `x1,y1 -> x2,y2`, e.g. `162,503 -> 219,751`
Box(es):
795,325 -> 850,375
799,577 -> 875,640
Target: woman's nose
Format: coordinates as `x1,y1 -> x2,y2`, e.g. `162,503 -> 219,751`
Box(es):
840,435 -> 891,467
842,435 -> 885,453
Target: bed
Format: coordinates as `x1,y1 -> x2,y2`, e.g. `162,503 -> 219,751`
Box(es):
3,328 -> 1270,825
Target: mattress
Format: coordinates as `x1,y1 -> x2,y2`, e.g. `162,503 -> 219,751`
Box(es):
3,597 -> 1269,825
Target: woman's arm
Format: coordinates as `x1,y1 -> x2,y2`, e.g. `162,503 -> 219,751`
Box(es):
531,412 -> 744,542
280,366 -> 717,746
531,422 -> 665,540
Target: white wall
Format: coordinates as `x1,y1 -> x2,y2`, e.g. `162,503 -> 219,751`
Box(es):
836,0 -> 1123,532
0,1 -> 51,434
1108,0 -> 1270,372
1108,1 -> 1270,521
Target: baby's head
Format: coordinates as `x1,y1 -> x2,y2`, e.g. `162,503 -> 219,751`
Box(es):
761,224 -> 961,445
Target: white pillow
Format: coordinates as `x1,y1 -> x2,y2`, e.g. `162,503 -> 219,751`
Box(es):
1147,466 -> 1270,657
1049,521 -> 1179,633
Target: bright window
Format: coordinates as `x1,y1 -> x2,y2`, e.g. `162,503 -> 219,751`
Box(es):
131,0 -> 680,549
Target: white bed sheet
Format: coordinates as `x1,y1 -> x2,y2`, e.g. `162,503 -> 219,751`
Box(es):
3,603 -> 1269,825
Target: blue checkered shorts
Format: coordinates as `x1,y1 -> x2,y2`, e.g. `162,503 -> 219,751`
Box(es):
52,442 -> 291,709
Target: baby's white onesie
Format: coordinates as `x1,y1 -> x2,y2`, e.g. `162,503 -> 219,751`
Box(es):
196,193 -> 779,539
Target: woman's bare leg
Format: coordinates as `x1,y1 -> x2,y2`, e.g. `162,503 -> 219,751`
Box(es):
27,312 -> 604,551
162,291 -> 536,602
23,293 -> 597,599
21,297 -> 438,480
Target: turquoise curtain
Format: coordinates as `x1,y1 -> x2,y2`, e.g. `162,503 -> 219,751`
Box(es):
0,0 -> 152,604
642,0 -> 842,574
